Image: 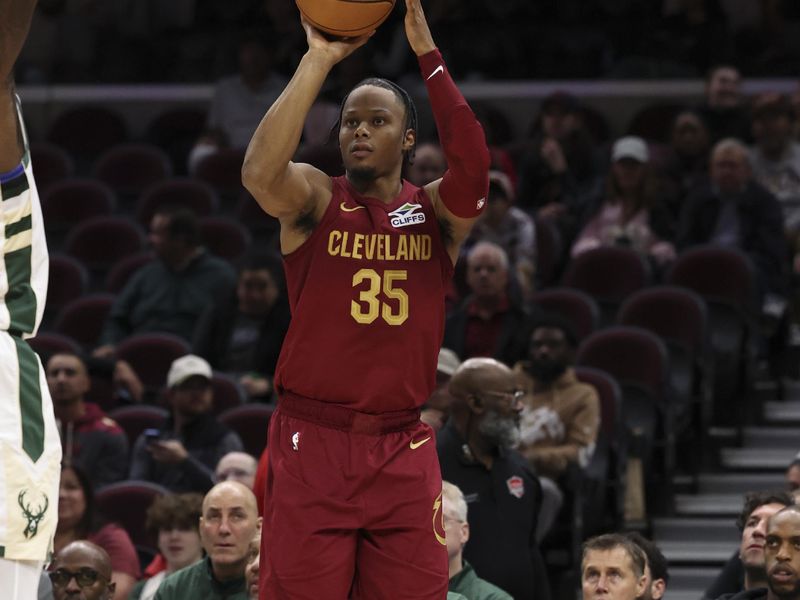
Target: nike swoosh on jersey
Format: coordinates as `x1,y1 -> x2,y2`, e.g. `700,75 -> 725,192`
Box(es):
410,436 -> 431,450
426,65 -> 444,80
340,202 -> 366,212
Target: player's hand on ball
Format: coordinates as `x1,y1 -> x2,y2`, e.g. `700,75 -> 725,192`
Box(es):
301,17 -> 373,66
404,0 -> 435,56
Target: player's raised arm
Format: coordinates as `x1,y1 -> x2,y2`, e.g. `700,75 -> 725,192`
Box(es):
241,20 -> 370,225
404,0 -> 490,263
0,0 -> 38,172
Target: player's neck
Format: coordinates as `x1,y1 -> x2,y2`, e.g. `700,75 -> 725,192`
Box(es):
346,173 -> 402,204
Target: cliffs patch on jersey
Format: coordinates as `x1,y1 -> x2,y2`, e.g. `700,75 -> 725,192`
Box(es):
388,202 -> 426,228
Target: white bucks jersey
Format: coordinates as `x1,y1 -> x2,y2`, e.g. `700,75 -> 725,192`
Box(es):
0,95 -> 61,561
0,96 -> 48,337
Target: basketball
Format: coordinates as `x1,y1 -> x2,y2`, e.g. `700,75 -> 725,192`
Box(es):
296,0 -> 396,38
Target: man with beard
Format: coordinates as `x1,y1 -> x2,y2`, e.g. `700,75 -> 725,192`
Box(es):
437,357 -> 550,600
514,315 -> 600,541
706,491 -> 794,599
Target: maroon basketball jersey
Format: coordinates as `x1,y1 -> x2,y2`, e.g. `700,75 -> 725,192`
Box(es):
275,176 -> 453,413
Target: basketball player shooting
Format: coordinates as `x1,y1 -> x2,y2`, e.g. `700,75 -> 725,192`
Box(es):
0,1 -> 63,598
242,0 -> 489,597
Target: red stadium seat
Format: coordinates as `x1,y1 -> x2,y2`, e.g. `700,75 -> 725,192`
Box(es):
30,142 -> 75,191
105,253 -> 155,294
54,294 -> 116,350
109,405 -> 170,449
95,480 -> 169,549
136,178 -> 219,227
114,334 -> 191,390
218,404 -> 274,457
93,143 -> 173,198
200,216 -> 252,262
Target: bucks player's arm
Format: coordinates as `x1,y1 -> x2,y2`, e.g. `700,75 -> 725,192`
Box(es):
0,0 -> 37,173
403,0 -> 490,264
242,23 -> 371,254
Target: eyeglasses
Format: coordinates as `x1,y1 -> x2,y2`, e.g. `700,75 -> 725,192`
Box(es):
481,390 -> 525,403
48,567 -> 109,588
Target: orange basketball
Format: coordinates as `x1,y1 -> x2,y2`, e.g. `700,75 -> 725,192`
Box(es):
296,0 -> 396,37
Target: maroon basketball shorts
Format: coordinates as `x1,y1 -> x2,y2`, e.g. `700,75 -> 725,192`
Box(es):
260,395 -> 448,600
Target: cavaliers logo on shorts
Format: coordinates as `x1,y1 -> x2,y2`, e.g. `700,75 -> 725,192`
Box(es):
432,491 -> 446,545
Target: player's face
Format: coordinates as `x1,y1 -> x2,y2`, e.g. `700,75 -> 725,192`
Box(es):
58,467 -> 87,530
47,354 -> 90,404
765,511 -> 800,596
157,526 -> 203,572
582,547 -> 646,600
339,85 -> 413,181
740,502 -> 787,570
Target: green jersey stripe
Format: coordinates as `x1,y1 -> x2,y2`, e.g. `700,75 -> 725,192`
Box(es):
13,337 -> 44,461
0,171 -> 29,200
5,245 -> 37,334
5,213 -> 31,239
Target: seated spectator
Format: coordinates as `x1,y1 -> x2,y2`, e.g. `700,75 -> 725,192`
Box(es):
750,92 -> 800,233
703,490 -> 794,599
513,315 -> 600,542
516,91 -> 602,240
215,452 -> 258,489
678,138 -> 789,310
437,357 -> 548,599
443,242 -> 530,367
697,65 -> 751,144
94,207 -> 236,357
129,355 -> 244,493
659,109 -> 711,217
626,532 -> 670,600
193,252 -> 290,401
129,493 -> 204,600
571,136 -> 676,272
581,533 -> 647,600
54,464 -> 140,600
405,141 -> 447,187
465,170 -> 537,300
421,348 -> 462,433
442,480 -> 512,600
46,352 -> 129,489
751,506 -> 800,600
49,540 -> 116,600
154,481 -> 261,600
244,528 -> 261,600
201,35 -> 287,151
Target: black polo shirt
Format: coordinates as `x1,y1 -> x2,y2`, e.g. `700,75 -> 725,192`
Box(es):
437,422 -> 549,600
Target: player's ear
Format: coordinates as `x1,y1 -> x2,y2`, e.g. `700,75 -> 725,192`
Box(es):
402,128 -> 415,151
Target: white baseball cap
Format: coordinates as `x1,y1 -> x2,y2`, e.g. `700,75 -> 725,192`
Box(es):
437,348 -> 461,377
167,354 -> 212,388
612,136 -> 649,163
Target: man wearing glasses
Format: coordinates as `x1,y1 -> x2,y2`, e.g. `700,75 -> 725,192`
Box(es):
49,541 -> 115,600
437,357 -> 550,600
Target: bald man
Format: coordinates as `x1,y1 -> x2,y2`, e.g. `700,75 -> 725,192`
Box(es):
437,357 -> 550,600
762,506 -> 800,600
215,452 -> 258,490
50,541 -> 115,600
155,481 -> 262,600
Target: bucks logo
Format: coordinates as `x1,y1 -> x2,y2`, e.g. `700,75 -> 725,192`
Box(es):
18,490 -> 48,539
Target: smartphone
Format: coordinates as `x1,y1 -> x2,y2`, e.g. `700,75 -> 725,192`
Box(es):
143,428 -> 161,444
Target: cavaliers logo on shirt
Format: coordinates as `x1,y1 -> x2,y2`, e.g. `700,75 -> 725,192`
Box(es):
389,202 -> 426,228
506,476 -> 525,499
